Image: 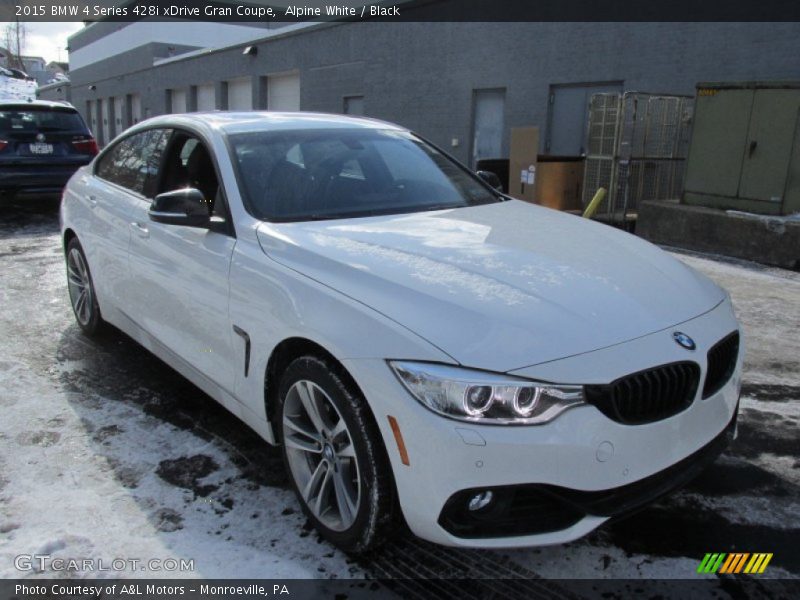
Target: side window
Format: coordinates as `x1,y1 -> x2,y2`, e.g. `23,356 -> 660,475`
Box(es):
158,134 -> 220,209
96,129 -> 170,196
179,138 -> 199,167
95,136 -> 141,191
141,130 -> 170,198
340,158 -> 365,180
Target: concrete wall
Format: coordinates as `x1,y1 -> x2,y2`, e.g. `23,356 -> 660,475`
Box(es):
638,200 -> 800,270
57,21 -> 800,161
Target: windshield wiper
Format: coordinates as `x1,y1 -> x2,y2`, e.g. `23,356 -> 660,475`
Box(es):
300,211 -> 372,221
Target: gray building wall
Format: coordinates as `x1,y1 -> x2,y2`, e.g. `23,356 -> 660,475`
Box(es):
49,21 -> 800,162
37,81 -> 71,102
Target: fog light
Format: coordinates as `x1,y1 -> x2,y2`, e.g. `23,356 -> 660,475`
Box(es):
467,490 -> 493,511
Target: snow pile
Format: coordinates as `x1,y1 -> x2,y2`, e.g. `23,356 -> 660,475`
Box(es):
0,74 -> 38,102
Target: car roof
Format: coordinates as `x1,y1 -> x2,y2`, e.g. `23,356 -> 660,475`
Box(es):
139,111 -> 407,136
0,99 -> 76,110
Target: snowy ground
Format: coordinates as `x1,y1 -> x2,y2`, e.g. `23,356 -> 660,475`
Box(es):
0,198 -> 798,592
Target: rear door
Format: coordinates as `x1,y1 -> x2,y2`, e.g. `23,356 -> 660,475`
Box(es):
85,128 -> 169,316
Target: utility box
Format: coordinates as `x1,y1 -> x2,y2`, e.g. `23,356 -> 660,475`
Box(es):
683,81 -> 800,216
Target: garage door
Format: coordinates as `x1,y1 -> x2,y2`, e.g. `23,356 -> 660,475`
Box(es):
98,99 -> 108,146
114,96 -> 126,136
87,100 -> 97,138
171,89 -> 187,114
228,77 -> 253,111
197,84 -> 215,111
131,94 -> 142,125
268,73 -> 300,111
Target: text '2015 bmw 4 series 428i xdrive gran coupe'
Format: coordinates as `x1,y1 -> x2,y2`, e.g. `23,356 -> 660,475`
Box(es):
60,112 -> 743,552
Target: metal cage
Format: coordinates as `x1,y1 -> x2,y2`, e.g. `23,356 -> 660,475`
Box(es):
582,92 -> 694,223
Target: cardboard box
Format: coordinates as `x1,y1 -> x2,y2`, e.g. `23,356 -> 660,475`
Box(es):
534,158 -> 584,211
508,127 -> 539,202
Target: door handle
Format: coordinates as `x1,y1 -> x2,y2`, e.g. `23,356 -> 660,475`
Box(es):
130,221 -> 149,238
87,195 -> 97,208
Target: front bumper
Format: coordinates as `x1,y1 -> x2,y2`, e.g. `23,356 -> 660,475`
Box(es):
343,299 -> 742,548
437,409 -> 735,539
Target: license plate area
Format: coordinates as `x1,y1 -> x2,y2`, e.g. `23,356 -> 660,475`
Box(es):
29,143 -> 54,155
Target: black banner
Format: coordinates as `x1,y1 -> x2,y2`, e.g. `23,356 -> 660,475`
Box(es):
1,578 -> 800,600
2,0 -> 800,22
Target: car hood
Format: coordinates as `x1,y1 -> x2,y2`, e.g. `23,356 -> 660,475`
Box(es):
256,200 -> 724,372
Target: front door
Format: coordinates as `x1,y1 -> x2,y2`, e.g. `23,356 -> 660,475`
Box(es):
127,131 -> 238,396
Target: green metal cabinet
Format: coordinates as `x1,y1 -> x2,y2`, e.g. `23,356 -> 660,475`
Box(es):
683,82 -> 800,215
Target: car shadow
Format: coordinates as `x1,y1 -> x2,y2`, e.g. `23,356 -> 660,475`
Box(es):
55,323 -> 287,490
0,194 -> 62,249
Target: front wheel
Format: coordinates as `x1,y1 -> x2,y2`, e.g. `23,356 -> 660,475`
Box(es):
65,237 -> 104,336
278,356 -> 396,553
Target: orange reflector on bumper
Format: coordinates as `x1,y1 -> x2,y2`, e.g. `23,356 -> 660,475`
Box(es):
387,416 -> 410,466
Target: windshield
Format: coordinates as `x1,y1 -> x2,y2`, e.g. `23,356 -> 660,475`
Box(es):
0,108 -> 86,134
229,128 -> 500,221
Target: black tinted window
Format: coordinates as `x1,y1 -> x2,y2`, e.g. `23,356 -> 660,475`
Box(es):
96,129 -> 169,196
0,108 -> 87,133
229,129 -> 498,222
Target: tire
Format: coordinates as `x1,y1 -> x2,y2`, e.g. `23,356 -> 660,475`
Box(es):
278,355 -> 396,553
65,237 -> 105,336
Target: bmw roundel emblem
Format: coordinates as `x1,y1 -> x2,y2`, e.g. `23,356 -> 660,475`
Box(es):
673,331 -> 696,350
36,133 -> 46,142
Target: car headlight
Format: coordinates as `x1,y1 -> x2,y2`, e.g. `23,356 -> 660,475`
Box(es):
389,361 -> 585,425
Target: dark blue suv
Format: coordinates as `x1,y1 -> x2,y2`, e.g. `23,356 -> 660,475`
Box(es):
0,100 -> 98,198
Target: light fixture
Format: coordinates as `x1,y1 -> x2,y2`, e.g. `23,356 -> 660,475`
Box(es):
243,46 -> 257,56
468,491 -> 493,512
88,84 -> 96,91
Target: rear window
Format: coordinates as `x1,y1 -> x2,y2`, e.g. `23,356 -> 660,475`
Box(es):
0,108 -> 86,134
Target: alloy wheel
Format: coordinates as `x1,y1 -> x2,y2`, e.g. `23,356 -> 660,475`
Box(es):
67,247 -> 94,326
282,379 -> 361,531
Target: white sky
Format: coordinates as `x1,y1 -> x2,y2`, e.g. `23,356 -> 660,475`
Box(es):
1,21 -> 83,64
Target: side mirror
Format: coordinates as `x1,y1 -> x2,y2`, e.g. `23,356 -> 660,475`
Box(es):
149,188 -> 210,227
477,170 -> 503,192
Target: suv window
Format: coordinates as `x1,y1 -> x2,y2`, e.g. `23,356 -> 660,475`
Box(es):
0,107 -> 87,134
96,129 -> 169,196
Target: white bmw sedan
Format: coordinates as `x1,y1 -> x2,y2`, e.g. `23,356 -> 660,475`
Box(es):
61,112 -> 742,552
